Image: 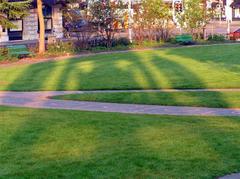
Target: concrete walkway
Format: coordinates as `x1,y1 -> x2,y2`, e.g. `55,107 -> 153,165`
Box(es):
1,90 -> 240,116
219,173 -> 240,179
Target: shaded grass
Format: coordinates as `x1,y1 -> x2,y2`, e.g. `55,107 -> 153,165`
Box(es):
1,106 -> 240,178
0,44 -> 240,91
53,91 -> 240,108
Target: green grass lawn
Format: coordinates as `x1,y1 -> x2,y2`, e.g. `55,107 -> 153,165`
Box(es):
1,106 -> 240,178
0,44 -> 240,91
53,91 -> 240,108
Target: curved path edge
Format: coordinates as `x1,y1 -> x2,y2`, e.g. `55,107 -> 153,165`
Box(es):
218,173 -> 240,179
1,90 -> 240,116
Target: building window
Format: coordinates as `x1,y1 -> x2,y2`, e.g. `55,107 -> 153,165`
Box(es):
44,6 -> 52,31
9,19 -> 23,32
45,18 -> 52,30
235,8 -> 240,18
38,5 -> 53,32
8,19 -> 23,41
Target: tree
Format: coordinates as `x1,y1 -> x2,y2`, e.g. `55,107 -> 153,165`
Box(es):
37,0 -> 45,54
63,0 -> 95,49
89,0 -> 125,47
0,0 -> 30,29
133,0 -> 172,42
176,0 -> 212,39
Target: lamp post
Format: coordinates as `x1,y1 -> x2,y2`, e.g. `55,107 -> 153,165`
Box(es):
128,0 -> 133,43
225,0 -> 232,37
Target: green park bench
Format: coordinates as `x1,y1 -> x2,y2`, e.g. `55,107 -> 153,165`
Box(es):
175,34 -> 194,45
7,45 -> 33,58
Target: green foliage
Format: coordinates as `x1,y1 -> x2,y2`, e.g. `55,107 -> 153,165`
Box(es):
112,37 -> 131,47
47,41 -> 75,55
0,48 -> 6,61
133,0 -> 172,42
208,34 -> 226,42
89,0 -> 126,47
0,0 -> 31,28
0,47 -> 18,62
176,0 -> 213,37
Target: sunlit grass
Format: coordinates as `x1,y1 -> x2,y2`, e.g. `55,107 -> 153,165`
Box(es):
53,91 -> 240,108
1,106 -> 240,178
0,44 -> 240,91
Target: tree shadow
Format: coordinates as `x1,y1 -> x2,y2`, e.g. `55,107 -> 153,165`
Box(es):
1,46 -> 239,177
192,116 -> 240,177
133,115 -> 240,178
164,45 -> 240,86
1,109 -> 240,178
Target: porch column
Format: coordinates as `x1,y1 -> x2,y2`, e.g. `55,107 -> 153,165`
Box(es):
0,26 -> 9,42
52,5 -> 64,39
225,0 -> 233,22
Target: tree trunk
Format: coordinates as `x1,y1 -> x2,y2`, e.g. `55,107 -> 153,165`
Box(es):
37,0 -> 45,54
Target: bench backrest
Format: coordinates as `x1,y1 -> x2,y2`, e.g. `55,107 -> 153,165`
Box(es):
7,45 -> 28,51
175,34 -> 193,42
6,45 -> 32,57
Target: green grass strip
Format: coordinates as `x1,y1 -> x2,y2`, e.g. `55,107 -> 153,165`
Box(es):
53,91 -> 240,108
1,106 -> 240,178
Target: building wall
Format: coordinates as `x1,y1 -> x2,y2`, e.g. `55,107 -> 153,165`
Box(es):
0,27 -> 9,43
0,14 -> 9,42
52,5 -> 64,38
22,9 -> 38,41
0,5 -> 64,43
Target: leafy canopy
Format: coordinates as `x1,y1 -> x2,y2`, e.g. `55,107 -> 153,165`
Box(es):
0,0 -> 31,28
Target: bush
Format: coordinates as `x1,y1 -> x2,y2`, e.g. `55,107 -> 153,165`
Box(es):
114,37 -> 131,46
88,36 -> 107,48
167,37 -> 177,44
0,48 -> 18,62
208,34 -> 225,42
47,41 -> 75,55
89,37 -> 131,48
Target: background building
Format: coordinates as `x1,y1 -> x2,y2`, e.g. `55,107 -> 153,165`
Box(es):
0,0 -> 66,43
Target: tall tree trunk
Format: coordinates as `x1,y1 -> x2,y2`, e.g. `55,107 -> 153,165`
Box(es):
37,0 -> 45,54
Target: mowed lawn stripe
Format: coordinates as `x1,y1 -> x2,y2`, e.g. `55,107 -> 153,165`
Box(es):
0,44 -> 240,91
53,91 -> 240,108
1,106 -> 240,178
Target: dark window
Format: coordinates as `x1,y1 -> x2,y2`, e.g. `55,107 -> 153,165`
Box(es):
8,19 -> 23,41
43,5 -> 52,18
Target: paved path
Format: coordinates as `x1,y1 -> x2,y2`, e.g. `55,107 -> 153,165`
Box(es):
219,173 -> 240,179
1,90 -> 240,116
2,90 -> 240,179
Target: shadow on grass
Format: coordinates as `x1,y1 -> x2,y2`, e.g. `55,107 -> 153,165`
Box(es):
1,45 -> 239,177
1,108 -> 240,178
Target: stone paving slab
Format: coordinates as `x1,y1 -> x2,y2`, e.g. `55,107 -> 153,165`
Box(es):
0,91 -> 240,116
218,173 -> 240,179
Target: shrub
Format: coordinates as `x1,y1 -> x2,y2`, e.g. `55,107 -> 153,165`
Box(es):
88,36 -> 107,48
88,37 -> 131,48
208,34 -> 225,42
167,37 -> 177,44
117,37 -> 131,46
47,41 -> 75,55
0,48 -> 18,62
